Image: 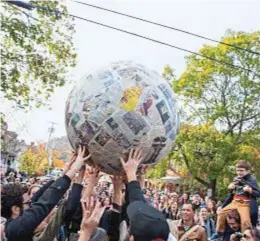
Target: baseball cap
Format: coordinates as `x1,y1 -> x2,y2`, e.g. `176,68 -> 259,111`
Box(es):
127,201 -> 170,241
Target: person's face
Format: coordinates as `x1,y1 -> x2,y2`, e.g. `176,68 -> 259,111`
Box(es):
30,186 -> 40,199
227,218 -> 240,231
193,194 -> 200,203
183,193 -> 188,200
182,204 -> 194,222
171,202 -> 178,210
104,197 -> 110,206
171,193 -> 178,201
200,208 -> 208,220
159,196 -> 164,203
100,191 -> 107,199
241,229 -> 254,241
207,201 -> 213,209
236,168 -> 249,178
29,178 -> 35,184
15,178 -> 20,183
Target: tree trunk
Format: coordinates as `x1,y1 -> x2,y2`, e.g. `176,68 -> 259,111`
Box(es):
209,179 -> 217,199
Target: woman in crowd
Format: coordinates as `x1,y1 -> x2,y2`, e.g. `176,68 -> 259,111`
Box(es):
199,207 -> 217,240
169,192 -> 179,204
165,201 -> 180,220
101,196 -> 112,209
179,192 -> 190,206
206,198 -> 217,221
1,147 -> 258,241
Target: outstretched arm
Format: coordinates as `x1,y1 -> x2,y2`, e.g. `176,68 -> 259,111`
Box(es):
6,146 -> 89,241
120,148 -> 146,203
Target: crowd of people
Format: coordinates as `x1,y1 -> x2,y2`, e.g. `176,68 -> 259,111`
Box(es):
1,147 -> 260,241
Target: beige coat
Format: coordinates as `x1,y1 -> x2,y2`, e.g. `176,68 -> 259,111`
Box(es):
167,219 -> 207,241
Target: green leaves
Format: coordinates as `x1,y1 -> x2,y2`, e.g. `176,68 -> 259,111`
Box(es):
172,31 -> 260,134
1,1 -> 77,109
159,30 -> 260,198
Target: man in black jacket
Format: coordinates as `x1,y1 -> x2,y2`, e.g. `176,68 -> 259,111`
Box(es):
1,146 -> 89,241
120,148 -> 175,241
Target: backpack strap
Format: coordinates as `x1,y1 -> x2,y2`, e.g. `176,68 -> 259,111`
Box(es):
179,224 -> 201,241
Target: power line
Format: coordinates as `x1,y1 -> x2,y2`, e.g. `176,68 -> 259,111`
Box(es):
68,14 -> 260,76
5,0 -> 260,76
72,0 -> 260,56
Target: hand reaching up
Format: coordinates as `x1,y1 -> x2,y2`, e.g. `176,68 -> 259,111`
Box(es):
62,152 -> 76,175
87,167 -> 103,185
120,148 -> 143,182
79,197 -> 105,240
66,146 -> 91,180
81,167 -> 102,202
72,146 -> 91,170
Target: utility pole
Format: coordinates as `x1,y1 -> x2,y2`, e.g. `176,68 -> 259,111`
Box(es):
45,122 -> 57,151
45,122 -> 58,175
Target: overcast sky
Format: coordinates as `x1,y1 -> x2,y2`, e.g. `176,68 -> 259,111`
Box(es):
3,0 -> 260,144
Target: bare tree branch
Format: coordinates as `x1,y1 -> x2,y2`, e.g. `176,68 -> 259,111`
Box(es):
226,112 -> 260,136
182,152 -> 209,186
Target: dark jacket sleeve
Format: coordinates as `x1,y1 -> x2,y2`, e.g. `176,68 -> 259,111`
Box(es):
5,175 -> 71,241
31,180 -> 55,203
65,183 -> 83,224
248,175 -> 260,198
107,210 -> 121,241
127,180 -> 146,203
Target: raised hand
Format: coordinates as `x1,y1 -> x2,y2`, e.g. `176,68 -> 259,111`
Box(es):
80,197 -> 105,232
87,166 -> 103,185
62,152 -> 77,175
72,146 -> 91,170
66,146 -> 91,180
120,148 -> 143,182
243,185 -> 252,193
228,183 -> 236,190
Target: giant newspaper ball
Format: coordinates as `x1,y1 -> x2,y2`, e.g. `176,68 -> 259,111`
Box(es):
65,61 -> 180,175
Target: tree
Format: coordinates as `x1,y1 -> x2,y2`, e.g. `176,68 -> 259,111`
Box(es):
52,150 -> 65,168
147,156 -> 171,179
162,31 -> 260,198
173,30 -> 260,136
1,1 -> 76,108
169,123 -> 239,198
19,144 -> 49,176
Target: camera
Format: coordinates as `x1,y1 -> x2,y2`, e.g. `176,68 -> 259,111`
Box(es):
233,177 -> 245,187
234,232 -> 247,239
